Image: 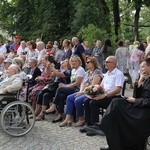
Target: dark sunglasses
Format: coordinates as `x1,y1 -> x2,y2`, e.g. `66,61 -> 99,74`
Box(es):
105,61 -> 113,63
86,61 -> 91,64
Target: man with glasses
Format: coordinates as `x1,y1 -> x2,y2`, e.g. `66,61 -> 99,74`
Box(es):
80,56 -> 124,136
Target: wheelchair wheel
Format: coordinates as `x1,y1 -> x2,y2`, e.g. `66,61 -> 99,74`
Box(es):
0,101 -> 35,137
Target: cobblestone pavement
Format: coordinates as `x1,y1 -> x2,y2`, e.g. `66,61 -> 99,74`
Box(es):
0,85 -> 149,150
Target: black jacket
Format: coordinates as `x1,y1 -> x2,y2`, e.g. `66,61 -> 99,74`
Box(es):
100,77 -> 150,150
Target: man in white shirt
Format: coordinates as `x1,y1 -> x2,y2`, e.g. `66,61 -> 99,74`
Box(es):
80,56 -> 124,136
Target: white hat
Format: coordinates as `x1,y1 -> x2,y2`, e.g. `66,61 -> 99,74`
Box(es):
4,58 -> 13,63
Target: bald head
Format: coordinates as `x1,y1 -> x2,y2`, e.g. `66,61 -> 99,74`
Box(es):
106,56 -> 117,66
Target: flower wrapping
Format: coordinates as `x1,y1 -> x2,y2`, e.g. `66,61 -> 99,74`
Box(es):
84,84 -> 104,99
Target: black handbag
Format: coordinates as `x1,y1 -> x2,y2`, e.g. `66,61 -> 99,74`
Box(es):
47,82 -> 59,92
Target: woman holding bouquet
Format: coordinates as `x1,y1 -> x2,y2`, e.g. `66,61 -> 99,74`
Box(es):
59,57 -> 103,127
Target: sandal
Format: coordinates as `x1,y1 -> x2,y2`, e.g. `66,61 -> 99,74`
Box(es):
35,113 -> 45,121
59,121 -> 72,127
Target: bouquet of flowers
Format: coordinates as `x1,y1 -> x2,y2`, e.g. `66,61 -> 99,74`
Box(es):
84,84 -> 104,99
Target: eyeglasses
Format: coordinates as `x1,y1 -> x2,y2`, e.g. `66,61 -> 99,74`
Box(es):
86,61 -> 91,64
105,61 -> 113,64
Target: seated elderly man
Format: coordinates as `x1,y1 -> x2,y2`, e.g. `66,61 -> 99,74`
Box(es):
80,56 -> 125,136
0,64 -> 22,94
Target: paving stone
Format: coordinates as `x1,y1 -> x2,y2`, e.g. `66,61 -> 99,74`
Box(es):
0,85 -> 149,150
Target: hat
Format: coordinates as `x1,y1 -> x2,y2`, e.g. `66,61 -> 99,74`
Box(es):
14,35 -> 21,39
4,58 -> 13,64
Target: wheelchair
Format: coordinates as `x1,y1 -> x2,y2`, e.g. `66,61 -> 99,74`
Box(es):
0,76 -> 35,137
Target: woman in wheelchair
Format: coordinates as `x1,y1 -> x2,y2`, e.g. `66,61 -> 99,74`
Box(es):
0,64 -> 22,94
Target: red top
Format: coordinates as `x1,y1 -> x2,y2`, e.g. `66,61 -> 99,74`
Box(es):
14,43 -> 20,52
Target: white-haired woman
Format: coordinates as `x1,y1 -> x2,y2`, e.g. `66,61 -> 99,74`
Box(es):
36,41 -> 46,70
12,57 -> 27,80
17,41 -> 29,55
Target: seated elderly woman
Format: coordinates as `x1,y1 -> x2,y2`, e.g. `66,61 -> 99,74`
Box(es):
0,64 -> 22,94
59,57 -> 103,127
27,57 -> 41,88
28,55 -> 52,110
12,57 -> 27,80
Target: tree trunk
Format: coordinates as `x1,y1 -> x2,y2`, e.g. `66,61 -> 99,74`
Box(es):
112,0 -> 120,42
134,6 -> 141,41
97,0 -> 111,35
98,0 -> 110,13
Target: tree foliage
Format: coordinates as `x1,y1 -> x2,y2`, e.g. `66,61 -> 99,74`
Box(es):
0,0 -> 149,42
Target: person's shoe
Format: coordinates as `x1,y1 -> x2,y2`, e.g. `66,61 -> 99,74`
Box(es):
75,120 -> 85,127
59,121 -> 72,127
42,110 -> 56,115
100,146 -> 111,150
52,117 -> 63,123
85,124 -> 105,136
79,127 -> 87,133
86,132 -> 96,136
35,115 -> 45,121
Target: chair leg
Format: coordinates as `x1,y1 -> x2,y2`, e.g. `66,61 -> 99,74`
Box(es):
72,106 -> 77,122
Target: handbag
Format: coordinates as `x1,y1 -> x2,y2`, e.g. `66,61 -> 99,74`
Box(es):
47,82 -> 59,92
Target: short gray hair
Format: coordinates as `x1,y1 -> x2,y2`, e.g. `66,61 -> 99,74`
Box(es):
9,64 -> 21,74
29,57 -> 38,65
12,57 -> 24,69
37,41 -> 45,49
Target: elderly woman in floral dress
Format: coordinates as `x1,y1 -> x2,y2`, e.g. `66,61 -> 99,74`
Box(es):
28,55 -> 52,110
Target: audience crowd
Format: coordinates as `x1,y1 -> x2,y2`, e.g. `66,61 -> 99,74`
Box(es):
0,35 -> 150,150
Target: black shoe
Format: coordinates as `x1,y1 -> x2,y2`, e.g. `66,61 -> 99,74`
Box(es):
85,124 -> 105,136
79,127 -> 87,133
86,132 -> 96,136
52,117 -> 63,123
100,147 -> 110,150
42,110 -> 56,115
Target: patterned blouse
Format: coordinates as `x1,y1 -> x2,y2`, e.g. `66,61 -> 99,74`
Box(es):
83,69 -> 103,87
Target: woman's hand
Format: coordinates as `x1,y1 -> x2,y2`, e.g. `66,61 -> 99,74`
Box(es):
35,76 -> 43,81
46,62 -> 51,69
138,71 -> 148,87
126,97 -> 136,103
2,88 -> 7,93
59,83 -> 65,87
93,94 -> 106,100
75,92 -> 83,98
139,72 -> 147,82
